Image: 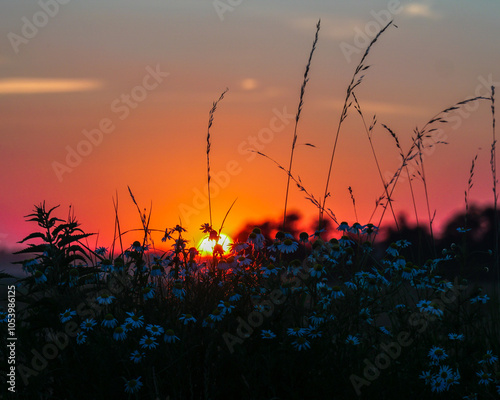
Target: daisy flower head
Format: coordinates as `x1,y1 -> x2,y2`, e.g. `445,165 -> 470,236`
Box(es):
248,228 -> 265,249
125,312 -> 144,328
386,243 -> 399,257
428,346 -> 448,363
309,312 -> 325,326
164,329 -> 180,343
287,327 -> 307,337
60,309 -> 76,324
80,318 -> 97,332
470,294 -> 489,304
150,264 -> 163,277
278,239 -> 298,254
306,325 -> 322,339
345,335 -> 361,345
142,286 -> 155,300
95,246 -> 108,255
427,303 -> 444,318
100,259 -> 113,272
338,235 -> 354,247
337,221 -> 349,232
76,331 -> 87,345
101,313 -> 118,328
417,299 -> 432,313
113,326 -> 127,341
124,376 -> 143,394
331,286 -> 345,299
349,222 -> 363,234
476,370 -> 493,385
448,333 -> 465,341
96,293 -> 115,305
261,330 -> 276,339
362,223 -> 378,234
145,324 -> 164,336
179,313 -> 197,325
310,263 -> 325,278
479,350 -> 498,365
292,337 -> 311,351
299,232 -> 309,243
139,335 -> 158,350
130,350 -> 144,364
172,282 -> 186,300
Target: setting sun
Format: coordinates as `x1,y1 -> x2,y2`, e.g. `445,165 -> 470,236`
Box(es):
197,233 -> 232,256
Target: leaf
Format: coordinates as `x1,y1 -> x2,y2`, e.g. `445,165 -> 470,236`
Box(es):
18,232 -> 49,244
58,233 -> 95,247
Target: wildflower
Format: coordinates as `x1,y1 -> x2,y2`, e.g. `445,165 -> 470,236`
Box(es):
164,329 -> 180,343
362,223 -> 378,234
345,335 -> 361,345
60,309 -> 76,324
379,326 -> 392,336
124,376 -> 143,394
337,221 -> 349,232
386,243 -> 399,257
306,325 -> 322,339
478,350 -> 498,365
419,370 -> 432,384
130,350 -> 144,364
456,227 -> 471,233
125,312 -> 144,328
101,314 -> 118,328
76,331 -> 87,345
172,281 -> 186,299
229,293 -> 242,302
476,370 -> 493,385
150,264 -> 163,277
145,324 -> 164,336
309,312 -> 325,326
338,235 -> 354,247
34,270 -> 47,284
261,330 -> 276,339
287,327 -> 307,337
139,335 -> 158,350
310,264 -> 325,278
80,318 -> 97,332
278,239 -> 298,254
131,241 -> 145,252
96,293 -> 115,305
95,246 -> 108,255
100,259 -> 113,272
299,232 -> 309,243
142,286 -> 155,300
359,308 -> 373,324
448,333 -> 465,341
349,222 -> 363,234
401,266 -> 414,280
292,337 -> 311,351
470,294 -> 489,304
395,239 -> 411,248
428,346 -> 448,363
179,314 -> 197,325
0,311 -> 8,323
331,286 -> 345,299
427,303 -> 444,318
416,299 -> 433,313
344,281 -> 357,290
202,316 -> 214,329
248,228 -> 265,249
113,326 -> 127,341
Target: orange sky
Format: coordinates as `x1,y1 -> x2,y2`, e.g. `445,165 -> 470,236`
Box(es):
1,1 -> 499,252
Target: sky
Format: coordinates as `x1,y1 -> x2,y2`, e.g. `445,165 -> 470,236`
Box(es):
0,0 -> 499,255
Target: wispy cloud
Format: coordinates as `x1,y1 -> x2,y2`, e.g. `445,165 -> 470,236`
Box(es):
402,2 -> 440,19
0,78 -> 103,94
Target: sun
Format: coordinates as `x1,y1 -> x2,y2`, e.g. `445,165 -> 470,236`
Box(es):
197,233 -> 232,256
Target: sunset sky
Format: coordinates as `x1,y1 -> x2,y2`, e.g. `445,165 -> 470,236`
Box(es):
1,0 -> 499,254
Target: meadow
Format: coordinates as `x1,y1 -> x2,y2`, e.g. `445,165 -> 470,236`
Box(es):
1,20 -> 500,400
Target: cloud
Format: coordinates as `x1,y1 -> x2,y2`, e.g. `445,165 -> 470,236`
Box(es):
0,78 -> 103,94
402,3 -> 440,19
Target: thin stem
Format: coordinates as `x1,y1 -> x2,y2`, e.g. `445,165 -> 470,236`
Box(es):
283,19 -> 320,231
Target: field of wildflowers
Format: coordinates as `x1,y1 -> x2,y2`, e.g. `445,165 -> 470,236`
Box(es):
1,19 -> 500,400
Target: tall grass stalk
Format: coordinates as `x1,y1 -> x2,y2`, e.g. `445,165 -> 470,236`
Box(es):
320,20 -> 395,231
490,86 -> 499,290
283,19 -> 320,232
206,88 -> 229,227
352,94 -> 399,230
